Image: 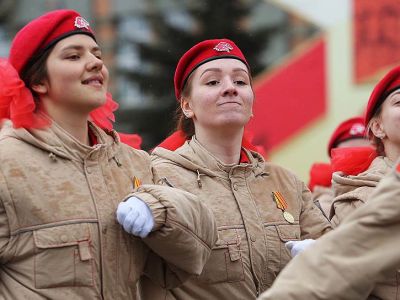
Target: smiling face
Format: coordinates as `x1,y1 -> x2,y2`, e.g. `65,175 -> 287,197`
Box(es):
181,58 -> 254,134
32,34 -> 109,116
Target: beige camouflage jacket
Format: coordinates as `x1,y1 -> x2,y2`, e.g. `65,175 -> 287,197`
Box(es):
140,137 -> 331,300
0,122 -> 216,300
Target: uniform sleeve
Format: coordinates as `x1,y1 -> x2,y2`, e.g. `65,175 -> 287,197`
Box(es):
258,166 -> 400,300
121,147 -> 217,287
0,171 -> 11,264
132,184 -> 217,278
298,181 -> 332,239
329,189 -> 369,227
0,197 -> 10,262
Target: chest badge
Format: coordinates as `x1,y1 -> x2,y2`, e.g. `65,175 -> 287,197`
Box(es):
272,191 -> 295,224
133,176 -> 141,189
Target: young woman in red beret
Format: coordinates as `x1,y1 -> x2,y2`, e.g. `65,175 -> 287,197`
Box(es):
140,39 -> 332,299
0,10 -> 217,299
328,66 -> 400,299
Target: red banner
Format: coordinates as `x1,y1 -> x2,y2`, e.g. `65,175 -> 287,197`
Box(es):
248,38 -> 326,151
354,0 -> 400,83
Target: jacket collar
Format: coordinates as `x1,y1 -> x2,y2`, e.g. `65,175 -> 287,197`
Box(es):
1,117 -> 120,163
153,135 -> 266,178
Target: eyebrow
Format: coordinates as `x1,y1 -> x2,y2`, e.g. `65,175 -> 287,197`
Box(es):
200,67 -> 249,78
60,45 -> 101,52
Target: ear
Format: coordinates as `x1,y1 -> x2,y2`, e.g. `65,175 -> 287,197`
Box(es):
31,82 -> 48,95
370,118 -> 386,139
180,97 -> 194,119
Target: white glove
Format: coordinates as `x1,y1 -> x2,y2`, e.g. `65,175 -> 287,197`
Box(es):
285,239 -> 316,257
116,196 -> 154,238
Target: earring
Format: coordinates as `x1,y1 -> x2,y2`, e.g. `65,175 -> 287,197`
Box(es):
183,111 -> 191,119
376,133 -> 386,139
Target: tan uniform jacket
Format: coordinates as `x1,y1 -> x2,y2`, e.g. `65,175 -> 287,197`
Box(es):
258,158 -> 400,300
327,156 -> 397,299
0,122 -> 217,300
141,137 -> 331,300
330,156 -> 392,227
312,186 -> 334,218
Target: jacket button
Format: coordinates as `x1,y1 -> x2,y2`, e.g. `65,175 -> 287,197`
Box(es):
60,235 -> 68,243
250,234 -> 256,242
86,167 -> 92,174
233,183 -> 238,190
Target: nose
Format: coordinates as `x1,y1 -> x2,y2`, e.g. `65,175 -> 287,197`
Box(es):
222,79 -> 238,97
87,54 -> 103,72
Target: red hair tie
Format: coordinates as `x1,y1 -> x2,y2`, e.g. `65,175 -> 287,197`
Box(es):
89,92 -> 118,130
0,59 -> 49,128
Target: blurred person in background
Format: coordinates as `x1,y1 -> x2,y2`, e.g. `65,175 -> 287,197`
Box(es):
309,116 -> 373,217
0,10 -> 217,299
139,38 -> 332,300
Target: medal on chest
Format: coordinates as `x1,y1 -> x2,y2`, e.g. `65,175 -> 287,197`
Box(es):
272,191 -> 295,224
133,176 -> 141,189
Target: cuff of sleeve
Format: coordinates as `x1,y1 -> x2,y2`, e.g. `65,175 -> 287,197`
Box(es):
128,190 -> 167,231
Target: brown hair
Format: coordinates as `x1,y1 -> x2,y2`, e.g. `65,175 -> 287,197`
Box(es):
20,45 -> 54,102
366,105 -> 385,156
175,74 -> 195,137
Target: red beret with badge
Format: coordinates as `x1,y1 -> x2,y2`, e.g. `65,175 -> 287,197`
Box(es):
365,65 -> 400,124
174,38 -> 249,101
9,9 -> 95,75
0,9 -> 119,131
327,116 -> 367,157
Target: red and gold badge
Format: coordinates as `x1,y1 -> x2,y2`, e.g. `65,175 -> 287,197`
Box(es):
272,191 -> 295,224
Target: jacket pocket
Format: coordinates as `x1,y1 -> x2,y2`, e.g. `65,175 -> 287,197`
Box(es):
33,223 -> 94,289
198,228 -> 244,284
276,224 -> 300,268
264,223 -> 300,285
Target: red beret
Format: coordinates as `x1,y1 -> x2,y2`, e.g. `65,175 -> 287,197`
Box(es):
327,116 -> 366,157
365,65 -> 400,124
174,38 -> 249,100
9,9 -> 95,75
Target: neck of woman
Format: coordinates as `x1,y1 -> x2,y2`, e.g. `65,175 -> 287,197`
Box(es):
195,126 -> 244,165
42,102 -> 91,145
382,141 -> 400,163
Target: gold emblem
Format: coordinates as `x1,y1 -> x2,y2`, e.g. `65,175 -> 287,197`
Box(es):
283,211 -> 295,224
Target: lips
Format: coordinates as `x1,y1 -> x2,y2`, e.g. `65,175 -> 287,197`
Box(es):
82,75 -> 103,86
217,101 -> 241,106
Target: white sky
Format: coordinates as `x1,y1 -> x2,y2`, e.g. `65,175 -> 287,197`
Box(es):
274,0 -> 351,28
